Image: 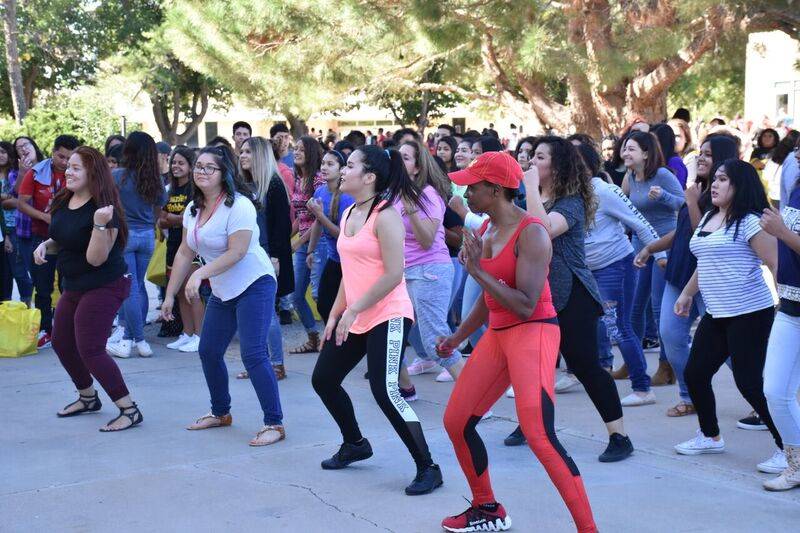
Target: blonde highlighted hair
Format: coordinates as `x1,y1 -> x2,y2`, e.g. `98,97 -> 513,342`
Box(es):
239,136 -> 281,204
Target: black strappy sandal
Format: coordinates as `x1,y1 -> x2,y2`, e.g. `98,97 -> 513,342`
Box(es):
57,391 -> 102,418
99,402 -> 143,432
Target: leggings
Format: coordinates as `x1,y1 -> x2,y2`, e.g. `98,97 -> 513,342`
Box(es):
764,311 -> 800,446
312,317 -> 433,468
559,279 -> 623,423
444,322 -> 596,533
316,259 -> 342,324
685,307 -> 782,448
52,275 -> 132,401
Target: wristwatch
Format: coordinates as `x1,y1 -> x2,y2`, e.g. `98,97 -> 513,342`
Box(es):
93,224 -> 108,231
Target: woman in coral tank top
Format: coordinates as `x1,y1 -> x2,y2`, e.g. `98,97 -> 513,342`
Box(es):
437,152 -> 597,533
311,145 -> 444,496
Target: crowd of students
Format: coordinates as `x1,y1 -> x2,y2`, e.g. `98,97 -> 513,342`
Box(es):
2,109 -> 799,532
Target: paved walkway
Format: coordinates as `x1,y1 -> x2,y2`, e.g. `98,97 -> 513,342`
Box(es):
2,318 -> 799,532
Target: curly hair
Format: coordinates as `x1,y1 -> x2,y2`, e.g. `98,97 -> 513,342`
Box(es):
121,131 -> 163,204
534,135 -> 597,227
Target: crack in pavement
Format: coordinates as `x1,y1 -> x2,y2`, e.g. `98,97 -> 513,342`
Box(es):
193,464 -> 396,533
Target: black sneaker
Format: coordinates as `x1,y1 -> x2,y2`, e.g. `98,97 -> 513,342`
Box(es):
321,439 -> 373,470
598,433 -> 634,462
737,411 -> 768,431
279,309 -> 293,325
503,425 -> 526,447
405,463 -> 443,495
642,338 -> 660,351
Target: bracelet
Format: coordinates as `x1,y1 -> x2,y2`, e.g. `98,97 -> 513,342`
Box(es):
93,224 -> 108,231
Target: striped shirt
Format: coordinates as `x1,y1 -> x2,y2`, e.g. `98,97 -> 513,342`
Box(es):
689,213 -> 774,317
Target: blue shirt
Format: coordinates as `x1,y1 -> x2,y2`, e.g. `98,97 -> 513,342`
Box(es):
113,168 -> 167,231
778,186 -> 800,316
313,184 -> 354,262
281,151 -> 295,170
664,204 -> 696,288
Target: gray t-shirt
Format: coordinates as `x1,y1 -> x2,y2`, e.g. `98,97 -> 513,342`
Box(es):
113,168 -> 167,231
547,195 -> 603,312
585,178 -> 665,271
628,167 -> 684,244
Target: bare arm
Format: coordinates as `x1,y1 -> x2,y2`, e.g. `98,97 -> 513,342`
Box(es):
86,228 -> 119,267
750,230 -> 778,281
17,194 -> 50,224
446,291 -> 489,346
307,221 -> 322,256
405,210 -> 439,250
164,231 -> 195,298
470,224 -> 552,320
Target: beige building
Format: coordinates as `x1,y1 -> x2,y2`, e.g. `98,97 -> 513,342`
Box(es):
745,31 -> 800,124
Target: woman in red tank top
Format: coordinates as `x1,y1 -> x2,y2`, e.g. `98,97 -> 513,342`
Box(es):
437,152 -> 597,533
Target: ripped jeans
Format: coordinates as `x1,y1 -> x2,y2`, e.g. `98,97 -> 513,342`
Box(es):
592,253 -> 651,392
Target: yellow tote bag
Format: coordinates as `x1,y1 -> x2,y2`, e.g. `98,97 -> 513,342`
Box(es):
146,238 -> 168,287
0,301 -> 41,357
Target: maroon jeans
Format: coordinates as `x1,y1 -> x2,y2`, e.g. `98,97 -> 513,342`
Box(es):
52,275 -> 132,401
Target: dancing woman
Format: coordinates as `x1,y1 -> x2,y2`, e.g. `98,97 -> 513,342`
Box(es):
37,146 -> 142,432
438,151 -> 596,532
311,145 -> 443,495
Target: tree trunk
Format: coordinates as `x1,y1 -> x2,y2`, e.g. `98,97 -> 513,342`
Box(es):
151,94 -> 179,145
416,91 -> 431,135
2,0 -> 27,122
175,85 -> 209,145
285,112 -> 307,138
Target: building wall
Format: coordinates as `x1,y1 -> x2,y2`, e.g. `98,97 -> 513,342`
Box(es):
745,31 -> 800,123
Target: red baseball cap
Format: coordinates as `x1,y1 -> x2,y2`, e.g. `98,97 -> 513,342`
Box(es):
449,151 -> 523,189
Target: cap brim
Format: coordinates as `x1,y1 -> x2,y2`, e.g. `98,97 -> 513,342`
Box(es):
448,168 -> 481,186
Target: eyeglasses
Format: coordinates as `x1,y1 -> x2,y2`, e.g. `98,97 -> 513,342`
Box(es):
194,165 -> 221,175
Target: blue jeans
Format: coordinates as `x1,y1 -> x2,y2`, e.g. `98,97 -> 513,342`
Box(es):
199,274 -> 283,425
592,254 -> 651,391
291,241 -> 326,332
7,233 -> 32,300
267,307 -> 284,365
27,235 -> 57,332
660,281 -> 705,403
406,262 -> 462,368
631,244 -> 667,361
121,228 -> 154,342
460,274 -> 487,348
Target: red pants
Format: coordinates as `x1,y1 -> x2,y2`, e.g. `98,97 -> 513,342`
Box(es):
443,322 -> 597,533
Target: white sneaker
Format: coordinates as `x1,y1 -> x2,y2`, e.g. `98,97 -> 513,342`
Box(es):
505,386 -> 515,398
758,449 -> 788,474
480,410 -> 493,421
107,325 -> 124,345
620,391 -> 656,407
435,369 -> 454,382
136,340 -> 153,358
178,335 -> 200,353
407,358 -> 437,376
554,373 -> 580,393
107,339 -> 132,359
166,333 -> 191,350
675,429 -> 725,455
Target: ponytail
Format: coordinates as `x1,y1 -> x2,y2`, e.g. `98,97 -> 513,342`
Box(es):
357,145 -> 427,219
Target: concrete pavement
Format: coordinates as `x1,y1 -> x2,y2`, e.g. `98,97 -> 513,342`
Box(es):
2,319 -> 800,533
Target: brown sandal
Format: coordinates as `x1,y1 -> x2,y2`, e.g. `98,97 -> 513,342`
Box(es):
290,332 -> 321,354
272,364 -> 286,380
249,424 -> 285,446
666,402 -> 696,417
236,371 -> 249,380
187,412 -> 233,430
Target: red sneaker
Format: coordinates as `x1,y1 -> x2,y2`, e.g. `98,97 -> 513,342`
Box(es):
37,331 -> 52,349
442,502 -> 511,532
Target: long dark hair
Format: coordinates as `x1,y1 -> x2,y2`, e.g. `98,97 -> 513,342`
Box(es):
700,159 -> 769,240
169,146 -> 196,192
51,146 -> 129,248
295,135 -> 323,196
753,128 -> 779,159
357,145 -> 426,218
533,136 -> 596,227
574,142 -> 611,182
771,130 -> 800,165
697,134 -> 739,212
121,131 -> 162,204
436,136 -> 458,171
0,141 -> 16,176
651,123 -> 677,161
189,146 -> 254,216
625,131 -> 666,180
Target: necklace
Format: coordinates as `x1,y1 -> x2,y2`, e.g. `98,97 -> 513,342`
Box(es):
354,195 -> 377,208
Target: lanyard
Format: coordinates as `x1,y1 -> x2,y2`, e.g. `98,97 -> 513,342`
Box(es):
192,192 -> 225,247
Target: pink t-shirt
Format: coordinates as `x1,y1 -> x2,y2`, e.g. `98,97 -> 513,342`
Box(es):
395,185 -> 450,268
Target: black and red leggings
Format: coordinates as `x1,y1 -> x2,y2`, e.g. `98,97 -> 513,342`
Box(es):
443,321 -> 597,533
